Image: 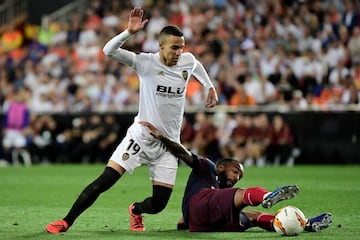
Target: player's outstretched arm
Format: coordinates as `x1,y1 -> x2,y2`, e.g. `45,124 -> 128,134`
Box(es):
139,121 -> 196,167
102,7 -> 148,65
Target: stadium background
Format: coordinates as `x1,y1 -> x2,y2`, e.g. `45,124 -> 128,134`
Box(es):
0,0 -> 360,164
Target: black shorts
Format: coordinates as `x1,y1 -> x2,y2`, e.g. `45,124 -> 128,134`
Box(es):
188,188 -> 250,232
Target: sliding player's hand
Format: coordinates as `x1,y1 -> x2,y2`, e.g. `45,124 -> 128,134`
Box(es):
139,121 -> 162,139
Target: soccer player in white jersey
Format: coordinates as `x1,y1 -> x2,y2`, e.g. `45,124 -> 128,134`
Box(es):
46,7 -> 218,233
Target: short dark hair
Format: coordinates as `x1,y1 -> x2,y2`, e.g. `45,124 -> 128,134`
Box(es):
159,25 -> 183,38
216,158 -> 244,172
216,158 -> 238,166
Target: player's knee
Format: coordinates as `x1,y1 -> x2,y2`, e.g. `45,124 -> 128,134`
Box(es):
88,167 -> 121,194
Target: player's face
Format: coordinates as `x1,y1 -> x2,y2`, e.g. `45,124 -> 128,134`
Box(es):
159,35 -> 185,66
218,163 -> 243,188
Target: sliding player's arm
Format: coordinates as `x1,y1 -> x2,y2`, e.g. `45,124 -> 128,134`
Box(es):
139,121 -> 197,168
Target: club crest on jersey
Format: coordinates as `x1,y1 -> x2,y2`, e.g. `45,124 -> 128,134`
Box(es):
182,70 -> 188,81
122,153 -> 130,161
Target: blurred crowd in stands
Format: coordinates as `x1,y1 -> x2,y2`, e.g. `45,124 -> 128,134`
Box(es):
1,0 -> 360,165
1,0 -> 360,113
1,108 -> 298,167
182,112 -> 298,168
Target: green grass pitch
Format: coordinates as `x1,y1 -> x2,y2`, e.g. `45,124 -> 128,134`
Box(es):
0,164 -> 359,240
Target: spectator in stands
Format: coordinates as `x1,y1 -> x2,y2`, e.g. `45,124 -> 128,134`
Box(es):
229,114 -> 251,163
1,87 -> 31,165
167,0 -> 187,27
348,26 -> 360,64
102,8 -> 119,30
145,8 -> 167,45
0,24 -> 23,53
83,6 -> 102,33
352,61 -> 360,90
214,112 -> 237,159
54,116 -> 87,163
341,1 -> 359,35
109,79 -> 131,111
300,49 -> 327,97
244,65 -> 277,105
290,89 -> 309,109
93,114 -> 121,163
70,114 -> 104,163
214,58 -> 235,104
339,74 -> 358,104
325,39 -> 347,72
229,82 -> 256,106
265,114 -> 295,167
192,112 -> 222,162
28,114 -> 58,164
66,15 -> 81,44
25,33 -> 48,64
89,0 -> 104,19
245,113 -> 270,167
328,59 -> 350,89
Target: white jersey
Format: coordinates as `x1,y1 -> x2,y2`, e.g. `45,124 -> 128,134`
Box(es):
103,30 -> 214,143
134,51 -> 195,142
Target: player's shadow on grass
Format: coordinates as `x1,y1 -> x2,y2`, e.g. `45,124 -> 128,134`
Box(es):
17,229 -> 282,240
99,229 -> 284,239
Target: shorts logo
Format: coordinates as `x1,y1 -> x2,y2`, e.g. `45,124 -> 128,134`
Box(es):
122,153 -> 130,161
182,70 -> 188,81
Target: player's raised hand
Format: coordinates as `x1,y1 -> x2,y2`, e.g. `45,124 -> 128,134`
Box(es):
127,7 -> 149,34
205,87 -> 218,108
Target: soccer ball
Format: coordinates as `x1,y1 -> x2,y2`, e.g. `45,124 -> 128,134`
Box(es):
273,206 -> 307,236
